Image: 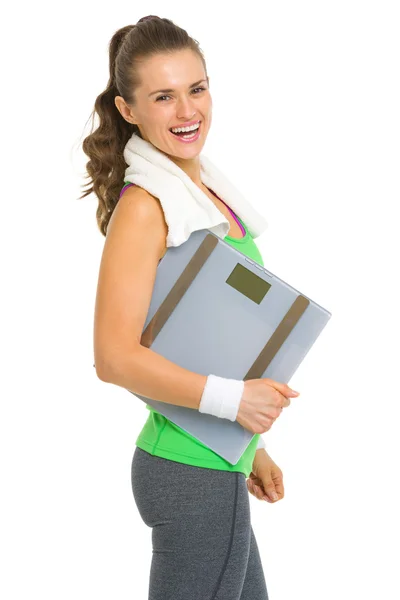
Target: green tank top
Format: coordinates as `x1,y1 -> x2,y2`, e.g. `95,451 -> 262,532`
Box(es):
135,210 -> 265,478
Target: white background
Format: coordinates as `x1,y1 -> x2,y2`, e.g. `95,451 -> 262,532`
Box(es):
1,1 -> 399,598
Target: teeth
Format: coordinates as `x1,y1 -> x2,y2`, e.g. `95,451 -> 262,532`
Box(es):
170,122 -> 200,133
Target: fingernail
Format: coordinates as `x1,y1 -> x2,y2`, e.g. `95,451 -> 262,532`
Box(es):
291,390 -> 300,395
271,492 -> 279,501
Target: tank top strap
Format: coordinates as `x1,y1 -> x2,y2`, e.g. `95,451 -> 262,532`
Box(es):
206,187 -> 247,237
119,182 -> 136,199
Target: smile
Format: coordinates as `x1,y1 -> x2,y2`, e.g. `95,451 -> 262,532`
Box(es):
169,122 -> 202,143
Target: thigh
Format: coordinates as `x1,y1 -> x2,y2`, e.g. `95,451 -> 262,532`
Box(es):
131,447 -> 253,600
240,526 -> 269,600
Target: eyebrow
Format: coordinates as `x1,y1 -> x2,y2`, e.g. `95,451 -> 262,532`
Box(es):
148,79 -> 208,98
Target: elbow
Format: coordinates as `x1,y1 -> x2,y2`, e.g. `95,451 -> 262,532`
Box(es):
94,359 -> 113,382
93,345 -> 141,383
93,353 -> 119,382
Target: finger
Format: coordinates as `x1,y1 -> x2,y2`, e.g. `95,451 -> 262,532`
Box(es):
248,480 -> 260,499
264,378 -> 300,397
253,484 -> 265,500
274,478 -> 285,499
255,484 -> 273,502
250,475 -> 263,487
263,481 -> 280,502
246,479 -> 255,495
251,482 -> 272,502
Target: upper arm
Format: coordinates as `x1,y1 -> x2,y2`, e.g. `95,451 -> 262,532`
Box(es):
93,186 -> 168,380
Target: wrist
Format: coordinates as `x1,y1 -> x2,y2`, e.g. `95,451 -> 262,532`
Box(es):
198,374 -> 244,421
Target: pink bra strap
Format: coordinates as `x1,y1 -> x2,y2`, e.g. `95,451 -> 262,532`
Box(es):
119,182 -> 135,199
207,188 -> 246,237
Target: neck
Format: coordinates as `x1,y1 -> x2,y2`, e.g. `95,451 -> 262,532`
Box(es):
167,154 -> 202,186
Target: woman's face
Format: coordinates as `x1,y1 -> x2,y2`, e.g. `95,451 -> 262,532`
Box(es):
126,49 -> 212,159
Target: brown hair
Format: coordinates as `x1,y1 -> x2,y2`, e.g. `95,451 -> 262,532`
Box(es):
79,16 -> 209,237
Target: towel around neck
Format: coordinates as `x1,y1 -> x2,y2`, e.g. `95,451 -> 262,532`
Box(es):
123,132 -> 268,247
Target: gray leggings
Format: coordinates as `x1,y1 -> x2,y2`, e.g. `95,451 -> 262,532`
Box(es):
131,447 -> 269,600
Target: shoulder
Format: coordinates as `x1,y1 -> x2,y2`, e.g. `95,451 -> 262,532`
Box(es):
114,184 -> 165,220
108,185 -> 168,260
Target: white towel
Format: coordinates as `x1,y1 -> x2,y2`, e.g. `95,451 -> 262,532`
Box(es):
123,132 -> 268,247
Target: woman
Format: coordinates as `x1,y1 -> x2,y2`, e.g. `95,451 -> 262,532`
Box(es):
81,16 -> 300,599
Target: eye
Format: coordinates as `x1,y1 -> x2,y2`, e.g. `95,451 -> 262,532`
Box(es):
156,87 -> 206,102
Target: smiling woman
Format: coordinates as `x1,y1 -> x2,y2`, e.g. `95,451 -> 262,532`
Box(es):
79,15 -> 269,600
112,47 -> 213,167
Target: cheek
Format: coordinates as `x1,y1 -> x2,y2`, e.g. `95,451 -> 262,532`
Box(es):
146,106 -> 169,124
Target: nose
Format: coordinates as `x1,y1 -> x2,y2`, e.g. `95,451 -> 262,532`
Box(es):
176,96 -> 196,120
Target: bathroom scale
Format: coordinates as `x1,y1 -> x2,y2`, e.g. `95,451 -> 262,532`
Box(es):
115,228 -> 331,465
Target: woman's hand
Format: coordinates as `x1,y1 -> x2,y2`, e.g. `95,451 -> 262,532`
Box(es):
236,378 -> 299,434
246,449 -> 284,503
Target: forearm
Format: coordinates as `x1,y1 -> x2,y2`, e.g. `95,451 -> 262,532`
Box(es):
98,345 -> 208,410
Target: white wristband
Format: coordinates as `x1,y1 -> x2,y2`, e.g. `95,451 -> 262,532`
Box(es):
199,374 -> 244,422
257,435 -> 266,450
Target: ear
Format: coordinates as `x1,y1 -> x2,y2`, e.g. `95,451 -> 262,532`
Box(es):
114,95 -> 137,124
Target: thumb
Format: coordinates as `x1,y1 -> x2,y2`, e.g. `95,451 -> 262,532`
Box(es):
262,478 -> 279,502
263,378 -> 300,397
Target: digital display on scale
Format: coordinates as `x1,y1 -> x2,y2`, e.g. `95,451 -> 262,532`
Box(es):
226,263 -> 271,304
